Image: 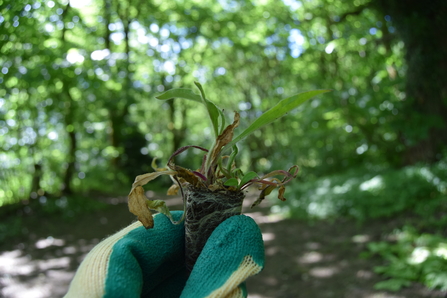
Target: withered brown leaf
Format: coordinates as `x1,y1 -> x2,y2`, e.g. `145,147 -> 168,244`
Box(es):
278,185 -> 286,201
128,186 -> 154,228
208,112 -> 240,166
128,170 -> 177,228
167,184 -> 179,195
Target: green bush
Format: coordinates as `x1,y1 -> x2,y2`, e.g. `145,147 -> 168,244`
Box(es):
279,159 -> 447,222
367,226 -> 447,291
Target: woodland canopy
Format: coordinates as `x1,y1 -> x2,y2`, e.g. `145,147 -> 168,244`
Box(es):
1,0 -> 446,213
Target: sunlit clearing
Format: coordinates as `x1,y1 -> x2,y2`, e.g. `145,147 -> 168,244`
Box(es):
69,0 -> 92,8
248,294 -> 274,298
309,266 -> 339,278
365,294 -> 406,298
44,23 -> 54,33
434,244 -> 447,259
359,175 -> 383,191
282,0 -> 302,11
40,257 -> 71,271
0,250 -> 33,275
261,232 -> 275,242
91,49 -> 110,61
163,60 -> 176,75
288,28 -> 304,58
352,234 -> 370,243
0,249 -> 74,298
66,49 -> 84,64
111,32 -> 125,45
356,270 -> 373,279
356,143 -> 368,154
246,211 -> 285,224
47,131 -> 58,140
408,246 -> 430,264
216,66 -> 226,76
325,42 -> 336,54
307,201 -> 333,218
298,251 -> 323,264
35,237 -> 65,249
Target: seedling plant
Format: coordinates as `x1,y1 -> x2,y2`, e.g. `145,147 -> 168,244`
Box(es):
128,82 -> 328,272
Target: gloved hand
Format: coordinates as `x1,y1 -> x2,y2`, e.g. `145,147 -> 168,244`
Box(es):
64,211 -> 264,298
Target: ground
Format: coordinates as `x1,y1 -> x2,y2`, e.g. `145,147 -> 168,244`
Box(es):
0,193 -> 446,298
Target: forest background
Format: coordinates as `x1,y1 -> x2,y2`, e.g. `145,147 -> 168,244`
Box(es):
1,0 -> 447,294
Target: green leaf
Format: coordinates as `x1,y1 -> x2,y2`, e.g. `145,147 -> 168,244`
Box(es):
239,171 -> 259,187
156,85 -> 223,139
194,82 -> 220,138
155,88 -> 201,102
374,279 -> 411,291
225,89 -> 331,150
224,178 -> 239,187
226,145 -> 239,173
231,168 -> 244,178
217,108 -> 226,134
147,199 -> 183,225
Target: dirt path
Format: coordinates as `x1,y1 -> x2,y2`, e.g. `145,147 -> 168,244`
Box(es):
0,195 -> 445,298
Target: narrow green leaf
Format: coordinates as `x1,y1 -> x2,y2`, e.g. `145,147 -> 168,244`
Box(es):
205,101 -> 221,137
239,171 -> 259,187
156,85 -> 224,139
231,168 -> 244,178
195,82 -> 220,137
225,89 -> 331,150
224,178 -> 239,187
156,88 -> 201,102
226,145 -> 239,173
217,108 -> 226,134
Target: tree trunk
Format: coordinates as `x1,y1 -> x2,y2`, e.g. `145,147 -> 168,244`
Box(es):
60,2 -> 77,195
62,129 -> 77,195
108,0 -> 134,170
374,0 -> 447,164
30,163 -> 42,196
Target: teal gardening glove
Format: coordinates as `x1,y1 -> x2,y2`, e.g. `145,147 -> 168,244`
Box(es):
64,211 -> 264,298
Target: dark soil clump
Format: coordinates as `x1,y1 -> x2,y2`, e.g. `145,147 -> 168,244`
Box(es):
184,185 -> 244,272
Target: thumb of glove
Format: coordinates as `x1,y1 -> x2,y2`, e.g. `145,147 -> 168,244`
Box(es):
181,215 -> 264,298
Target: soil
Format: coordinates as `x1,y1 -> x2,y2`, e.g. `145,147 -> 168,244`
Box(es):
0,194 -> 446,298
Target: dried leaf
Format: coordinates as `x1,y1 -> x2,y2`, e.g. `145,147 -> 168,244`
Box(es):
173,165 -> 201,187
167,184 -> 179,195
278,185 -> 286,201
131,170 -> 177,192
128,186 -> 154,228
208,183 -> 221,191
209,112 -> 240,166
128,170 -> 177,228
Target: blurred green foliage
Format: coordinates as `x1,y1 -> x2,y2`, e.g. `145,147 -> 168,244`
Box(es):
0,0 -> 423,205
367,226 -> 447,291
0,1 -> 445,219
279,159 -> 447,222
